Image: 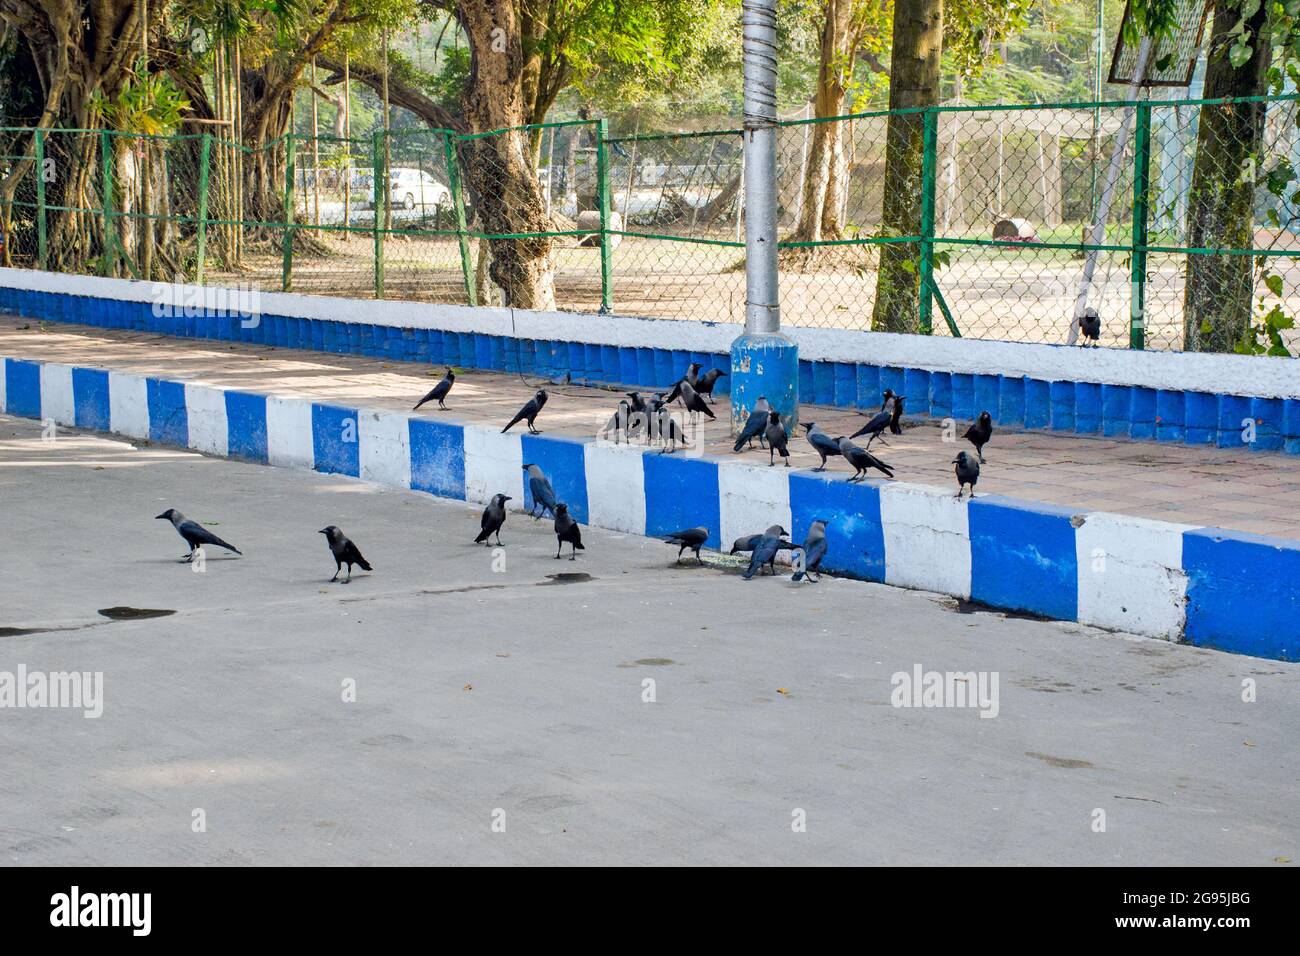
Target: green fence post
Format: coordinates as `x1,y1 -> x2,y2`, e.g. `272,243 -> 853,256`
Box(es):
196,133 -> 211,284
1130,103 -> 1151,351
34,129 -> 47,269
99,131 -> 115,276
443,132 -> 477,306
373,130 -> 385,298
918,108 -> 938,335
595,118 -> 613,313
282,133 -> 295,292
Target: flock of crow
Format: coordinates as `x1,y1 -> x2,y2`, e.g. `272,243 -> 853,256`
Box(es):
153,361 -> 996,585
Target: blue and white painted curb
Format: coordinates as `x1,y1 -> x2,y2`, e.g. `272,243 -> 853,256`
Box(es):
4,353 -> 1297,662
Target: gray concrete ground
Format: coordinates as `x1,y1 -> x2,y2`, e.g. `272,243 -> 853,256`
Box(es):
1,413 -> 1297,866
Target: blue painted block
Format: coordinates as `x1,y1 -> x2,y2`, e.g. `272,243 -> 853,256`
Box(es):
1184,392 -> 1218,445
998,376 -> 1026,428
1184,528 -> 1300,661
1249,397 -> 1285,452
1285,399 -> 1300,439
635,348 -> 656,387
1048,381 -> 1075,431
620,348 -> 641,387
1216,394 -> 1252,449
475,334 -> 495,372
522,435 -> 589,524
788,473 -> 885,582
1101,384 -> 1132,438
224,391 -> 268,462
833,363 -> 856,408
4,358 -> 41,418
812,362 -> 834,406
320,321 -> 340,353
855,365 -> 881,410
798,360 -> 815,403
584,344 -> 603,383
879,367 -> 906,404
146,379 -> 188,446
1130,387 -> 1156,440
1024,379 -> 1051,430
1156,389 -> 1185,442
408,419 -> 466,500
310,320 -> 325,353
602,345 -> 621,384
1074,382 -> 1101,433
904,368 -> 931,417
973,375 -> 1000,421
491,336 -> 510,372
653,348 -> 676,387
969,496 -> 1078,621
929,372 -> 953,419
643,455 -> 721,548
463,333 -> 482,370
71,368 -> 110,431
951,373 -> 975,420
311,403 -> 360,477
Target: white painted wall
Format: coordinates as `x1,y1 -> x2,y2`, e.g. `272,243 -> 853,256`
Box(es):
584,442 -> 648,535
266,396 -> 314,470
185,384 -> 229,456
359,409 -> 412,488
39,363 -> 75,426
1075,512 -> 1190,640
108,372 -> 149,439
879,482 -> 972,599
463,428 -> 524,506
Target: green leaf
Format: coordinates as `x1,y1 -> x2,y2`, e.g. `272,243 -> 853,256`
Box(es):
1230,41 -> 1253,69
1265,273 -> 1285,297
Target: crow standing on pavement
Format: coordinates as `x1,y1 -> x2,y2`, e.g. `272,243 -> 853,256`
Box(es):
887,394 -> 906,435
729,525 -> 788,555
953,451 -> 980,498
742,532 -> 798,580
553,503 -> 585,560
837,436 -> 895,481
963,411 -> 993,463
603,399 -> 631,444
663,363 -> 702,405
678,380 -> 716,421
656,408 -> 690,454
695,368 -> 727,402
765,411 -> 790,467
318,525 -> 372,583
792,519 -> 828,583
412,369 -> 455,411
155,509 -> 242,562
522,463 -> 558,520
664,527 -> 709,563
802,422 -> 842,471
732,397 -> 771,452
475,494 -> 511,546
502,389 -> 548,434
849,407 -> 892,446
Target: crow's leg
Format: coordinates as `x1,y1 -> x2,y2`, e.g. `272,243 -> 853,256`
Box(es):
570,544 -> 578,561
330,565 -> 340,582
495,532 -> 504,546
555,547 -> 562,559
344,564 -> 352,583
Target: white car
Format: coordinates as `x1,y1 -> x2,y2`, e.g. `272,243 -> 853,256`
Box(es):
372,167 -> 451,210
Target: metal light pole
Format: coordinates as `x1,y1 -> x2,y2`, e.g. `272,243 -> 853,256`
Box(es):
730,0 -> 798,435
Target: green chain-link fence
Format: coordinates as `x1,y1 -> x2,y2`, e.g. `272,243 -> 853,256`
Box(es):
2,96 -> 1298,353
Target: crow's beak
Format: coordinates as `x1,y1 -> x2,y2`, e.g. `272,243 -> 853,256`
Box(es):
318,529 -> 328,534
154,513 -> 168,520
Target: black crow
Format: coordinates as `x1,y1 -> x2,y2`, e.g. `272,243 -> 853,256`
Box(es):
888,394 -> 906,435
802,422 -> 842,471
732,397 -> 771,452
522,463 -> 558,520
155,509 -> 241,562
554,503 -> 584,560
836,436 -> 894,481
664,526 -> 709,563
319,525 -> 372,582
742,533 -> 797,580
880,388 -> 896,411
502,389 -> 548,434
792,519 -> 828,583
1080,307 -> 1101,345
765,411 -> 789,467
663,363 -> 702,405
729,525 -> 788,554
953,451 -> 980,498
679,380 -> 716,421
963,410 -> 992,463
656,408 -> 690,454
695,368 -> 727,402
475,493 -> 511,546
849,409 -> 891,446
412,368 -> 455,411
603,399 -> 631,444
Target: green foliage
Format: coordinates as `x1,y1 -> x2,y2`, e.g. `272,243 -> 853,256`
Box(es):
92,60 -> 191,135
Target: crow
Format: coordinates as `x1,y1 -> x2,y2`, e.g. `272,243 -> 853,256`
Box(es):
802,422 -> 842,471
792,519 -> 828,583
625,392 -> 648,442
412,368 -> 455,411
664,526 -> 709,563
319,525 -> 372,582
729,525 -> 788,555
656,408 -> 690,454
554,503 -> 584,560
663,363 -> 702,405
887,394 -> 906,435
1080,307 -> 1101,346
732,397 -> 771,452
963,410 -> 993,463
695,368 -> 727,403
849,408 -> 892,446
678,380 -> 716,421
502,389 -> 548,434
836,436 -> 894,482
475,493 -> 511,546
602,399 -> 631,444
953,451 -> 980,498
742,533 -> 798,580
155,509 -> 241,562
880,388 -> 896,411
765,411 -> 789,467
522,463 -> 558,520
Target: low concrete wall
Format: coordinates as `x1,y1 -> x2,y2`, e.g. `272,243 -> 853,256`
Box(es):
4,352 -> 1297,662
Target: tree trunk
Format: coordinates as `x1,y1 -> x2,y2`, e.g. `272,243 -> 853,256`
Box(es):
456,0 -> 555,310
871,0 -> 943,333
1182,3 -> 1272,352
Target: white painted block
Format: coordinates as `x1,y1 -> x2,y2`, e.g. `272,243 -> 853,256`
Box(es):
39,363 -> 75,426
585,442 -> 648,534
359,408 -> 411,488
880,481 -> 972,599
463,426 -> 524,506
266,396 -> 314,470
718,460 -> 792,549
184,383 -> 228,456
108,371 -> 149,439
1075,512 -> 1190,640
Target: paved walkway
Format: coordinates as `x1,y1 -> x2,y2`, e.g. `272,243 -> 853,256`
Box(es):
4,316 -> 1298,540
